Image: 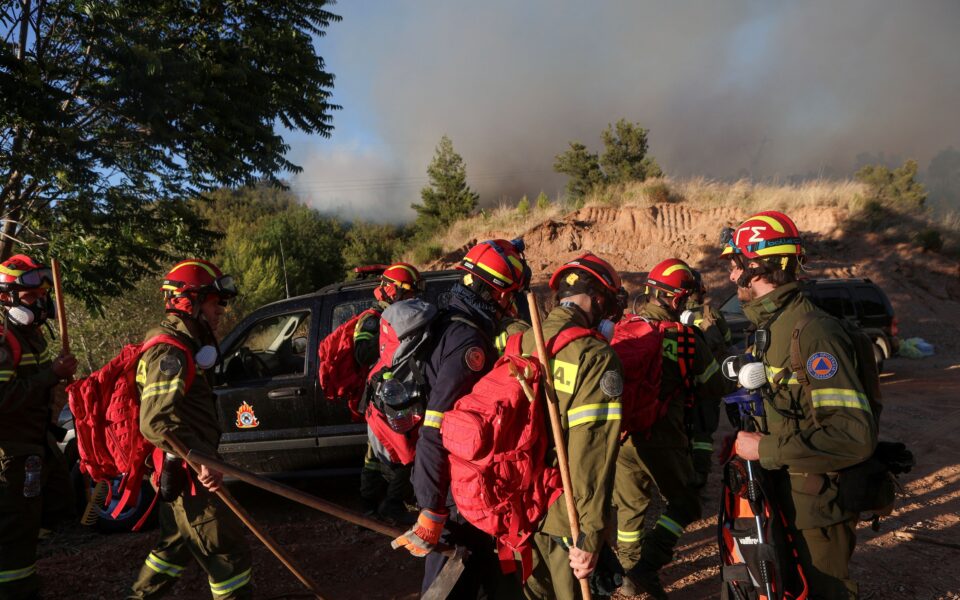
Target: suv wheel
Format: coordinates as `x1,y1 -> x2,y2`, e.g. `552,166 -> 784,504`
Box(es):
873,343 -> 885,373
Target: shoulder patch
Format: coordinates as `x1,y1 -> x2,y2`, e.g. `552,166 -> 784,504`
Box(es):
806,352 -> 838,380
159,353 -> 183,377
464,346 -> 486,372
600,370 -> 624,397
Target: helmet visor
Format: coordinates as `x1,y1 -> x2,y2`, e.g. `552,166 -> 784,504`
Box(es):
3,267 -> 53,290
214,275 -> 238,298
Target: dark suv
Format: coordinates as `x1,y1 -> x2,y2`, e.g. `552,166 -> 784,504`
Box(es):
213,269 -> 463,474
719,278 -> 899,370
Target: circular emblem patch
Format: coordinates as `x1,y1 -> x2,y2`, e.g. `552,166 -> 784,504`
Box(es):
806,352 -> 838,380
464,346 -> 486,372
159,354 -> 182,377
600,370 -> 624,397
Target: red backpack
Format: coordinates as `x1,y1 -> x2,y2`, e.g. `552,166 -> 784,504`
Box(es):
441,327 -> 600,581
611,314 -> 695,436
317,308 -> 380,422
66,334 -> 195,529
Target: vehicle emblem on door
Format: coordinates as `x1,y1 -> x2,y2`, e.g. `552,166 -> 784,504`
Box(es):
235,401 -> 260,429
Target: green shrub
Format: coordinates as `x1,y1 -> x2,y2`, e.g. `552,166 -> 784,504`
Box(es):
913,228 -> 944,252
536,191 -> 550,210
645,181 -> 674,203
517,195 -> 530,217
412,243 -> 443,264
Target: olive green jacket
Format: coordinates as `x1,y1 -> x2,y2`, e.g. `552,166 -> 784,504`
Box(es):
137,315 -> 221,456
744,282 -> 877,529
633,303 -> 726,449
686,302 -> 733,360
0,326 -> 59,456
521,306 -> 623,553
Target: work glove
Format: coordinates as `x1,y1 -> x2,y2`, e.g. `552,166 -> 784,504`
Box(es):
391,508 -> 448,558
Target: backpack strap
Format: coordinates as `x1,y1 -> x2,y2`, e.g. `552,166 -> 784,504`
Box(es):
785,312 -> 819,389
0,327 -> 22,368
673,323 -> 697,390
141,334 -> 197,392
504,332 -> 524,357
546,326 -> 603,357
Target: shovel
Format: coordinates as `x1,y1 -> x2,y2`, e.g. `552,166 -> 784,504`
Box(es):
186,449 -> 469,598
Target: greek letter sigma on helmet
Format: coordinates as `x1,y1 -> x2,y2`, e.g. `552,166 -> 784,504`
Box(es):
722,212 -> 877,598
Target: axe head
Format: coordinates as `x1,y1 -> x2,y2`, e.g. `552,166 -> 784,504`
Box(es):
421,545 -> 470,600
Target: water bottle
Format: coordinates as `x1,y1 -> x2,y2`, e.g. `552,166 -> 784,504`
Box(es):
379,372 -> 409,408
23,455 -> 42,498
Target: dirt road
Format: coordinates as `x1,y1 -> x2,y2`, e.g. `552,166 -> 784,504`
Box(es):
37,358 -> 960,599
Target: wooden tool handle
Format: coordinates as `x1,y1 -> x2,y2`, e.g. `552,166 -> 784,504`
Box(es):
50,258 -> 69,355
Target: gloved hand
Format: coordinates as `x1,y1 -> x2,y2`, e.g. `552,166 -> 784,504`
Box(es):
391,508 -> 448,558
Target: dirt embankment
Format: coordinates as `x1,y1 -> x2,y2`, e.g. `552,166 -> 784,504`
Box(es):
428,203 -> 960,356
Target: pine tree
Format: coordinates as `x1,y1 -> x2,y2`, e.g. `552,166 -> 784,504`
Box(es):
554,142 -> 605,201
412,135 -> 479,233
600,119 -> 662,184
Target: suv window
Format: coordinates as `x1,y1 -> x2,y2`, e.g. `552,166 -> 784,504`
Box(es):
811,286 -> 856,319
854,285 -> 888,317
332,301 -> 375,330
221,310 -> 311,382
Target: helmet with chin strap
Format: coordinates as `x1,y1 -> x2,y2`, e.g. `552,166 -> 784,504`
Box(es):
161,259 -> 237,316
720,211 -> 805,287
645,258 -> 697,312
456,239 -> 530,315
375,263 -> 423,304
0,254 -> 54,325
549,253 -> 623,321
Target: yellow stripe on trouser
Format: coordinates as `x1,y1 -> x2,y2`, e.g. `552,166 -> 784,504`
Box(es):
210,569 -> 252,595
691,441 -> 713,452
0,370 -> 13,382
811,388 -> 872,412
617,529 -> 642,543
424,410 -> 444,429
0,564 -> 37,583
656,515 -> 684,538
144,553 -> 185,577
564,402 -> 622,429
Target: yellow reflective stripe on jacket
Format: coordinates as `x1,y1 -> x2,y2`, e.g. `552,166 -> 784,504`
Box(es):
550,358 -> 579,394
424,410 -> 444,429
810,388 -> 872,413
0,369 -> 13,382
695,359 -> 719,384
617,529 -> 642,543
353,331 -> 374,342
140,379 -> 186,400
766,364 -> 798,386
144,553 -> 185,577
210,568 -> 252,595
565,402 -> 622,429
0,564 -> 36,583
494,332 -> 509,355
691,441 -> 713,452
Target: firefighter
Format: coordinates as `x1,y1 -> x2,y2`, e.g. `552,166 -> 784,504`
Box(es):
616,258 -> 726,599
357,263 -> 423,523
128,259 -> 252,600
0,255 -> 77,600
681,268 -> 735,490
722,211 -> 876,599
521,253 -> 625,600
391,239 -> 530,599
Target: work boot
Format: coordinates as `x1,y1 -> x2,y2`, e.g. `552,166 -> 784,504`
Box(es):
618,575 -> 638,597
626,562 -> 668,600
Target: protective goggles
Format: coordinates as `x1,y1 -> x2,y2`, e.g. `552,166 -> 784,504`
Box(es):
0,266 -> 53,290
212,275 -> 238,298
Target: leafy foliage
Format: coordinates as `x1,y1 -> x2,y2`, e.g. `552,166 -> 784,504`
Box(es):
600,119 -> 662,184
517,195 -> 530,217
411,135 -> 479,234
535,191 -> 550,210
553,142 -> 604,202
342,222 -> 405,273
0,0 -> 341,309
554,119 -> 661,202
855,159 -> 927,212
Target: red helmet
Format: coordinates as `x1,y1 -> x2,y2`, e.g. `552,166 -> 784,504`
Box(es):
549,253 -> 622,295
646,258 -> 696,297
162,259 -> 237,313
0,255 -> 52,293
457,239 -> 529,294
720,211 -> 804,260
375,262 -> 423,303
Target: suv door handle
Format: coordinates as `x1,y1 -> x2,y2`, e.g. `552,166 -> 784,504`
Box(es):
268,387 -> 306,400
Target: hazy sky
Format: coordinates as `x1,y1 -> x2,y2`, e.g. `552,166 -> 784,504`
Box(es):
287,0 -> 960,222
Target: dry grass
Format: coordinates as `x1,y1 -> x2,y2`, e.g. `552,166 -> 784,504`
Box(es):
583,177 -> 870,212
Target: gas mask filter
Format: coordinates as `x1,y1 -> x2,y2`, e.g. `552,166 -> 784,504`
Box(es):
195,345 -> 219,369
